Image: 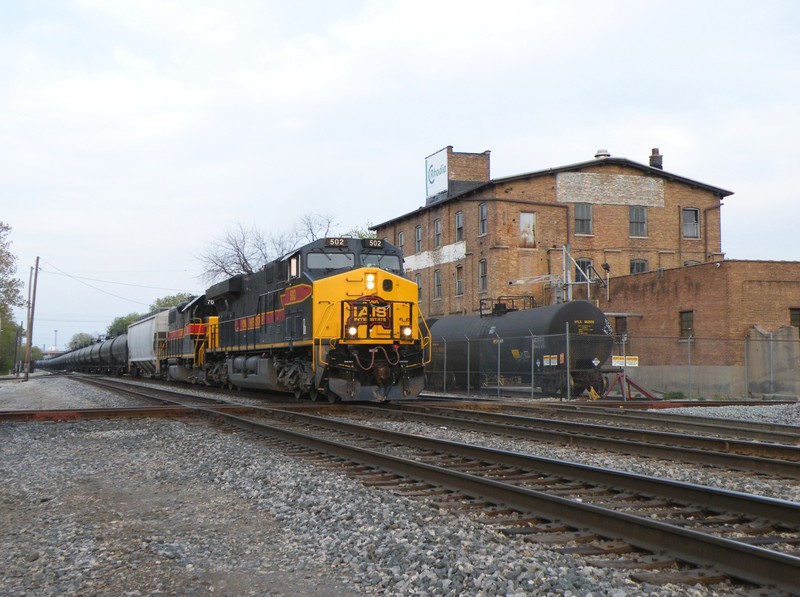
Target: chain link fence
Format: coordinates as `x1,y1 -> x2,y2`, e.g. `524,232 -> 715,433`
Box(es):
425,329 -> 800,400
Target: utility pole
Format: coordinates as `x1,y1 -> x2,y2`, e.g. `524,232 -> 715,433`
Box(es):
24,256 -> 39,382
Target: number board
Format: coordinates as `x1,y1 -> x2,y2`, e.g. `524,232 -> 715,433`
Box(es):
361,238 -> 384,248
324,237 -> 348,247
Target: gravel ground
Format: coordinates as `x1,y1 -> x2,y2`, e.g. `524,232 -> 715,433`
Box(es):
1,374 -> 795,596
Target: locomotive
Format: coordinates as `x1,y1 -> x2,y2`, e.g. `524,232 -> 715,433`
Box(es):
40,237 -> 432,402
425,299 -> 613,396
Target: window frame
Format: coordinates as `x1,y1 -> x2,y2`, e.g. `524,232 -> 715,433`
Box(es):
415,225 -> 422,252
680,310 -> 694,338
455,211 -> 463,242
455,265 -> 464,296
478,203 -> 488,236
433,269 -> 442,299
433,218 -> 442,247
630,259 -> 648,274
478,259 -> 488,292
629,206 -> 647,237
682,208 -> 700,239
397,231 -> 404,254
575,203 -> 593,235
575,258 -> 593,283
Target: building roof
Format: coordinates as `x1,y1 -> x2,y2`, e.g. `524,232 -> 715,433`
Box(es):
372,155 -> 734,230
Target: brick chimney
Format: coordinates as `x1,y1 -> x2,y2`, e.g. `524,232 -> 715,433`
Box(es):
649,148 -> 663,169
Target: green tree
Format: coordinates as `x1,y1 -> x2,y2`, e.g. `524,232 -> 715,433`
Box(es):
107,312 -> 142,338
0,222 -> 24,311
150,293 -> 193,311
0,318 -> 23,373
343,221 -> 376,239
104,294 -> 194,338
0,223 -> 24,373
68,332 -> 96,350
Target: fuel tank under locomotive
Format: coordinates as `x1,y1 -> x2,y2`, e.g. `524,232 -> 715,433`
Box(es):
427,300 -> 613,395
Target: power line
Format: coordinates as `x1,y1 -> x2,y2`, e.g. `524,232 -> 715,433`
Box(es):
39,261 -> 198,306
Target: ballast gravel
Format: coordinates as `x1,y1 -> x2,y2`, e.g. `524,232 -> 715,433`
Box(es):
1,376 -> 793,596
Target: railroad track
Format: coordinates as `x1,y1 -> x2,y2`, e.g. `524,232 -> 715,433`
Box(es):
505,402 -> 800,444
375,403 -> 800,479
5,379 -> 800,593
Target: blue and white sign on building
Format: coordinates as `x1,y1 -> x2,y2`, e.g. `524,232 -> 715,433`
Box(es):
425,147 -> 448,199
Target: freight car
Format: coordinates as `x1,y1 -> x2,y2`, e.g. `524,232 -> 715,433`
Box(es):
40,237 -> 432,403
425,300 -> 613,396
48,333 -> 128,375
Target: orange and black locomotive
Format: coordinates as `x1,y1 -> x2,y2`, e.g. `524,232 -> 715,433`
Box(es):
165,237 -> 431,401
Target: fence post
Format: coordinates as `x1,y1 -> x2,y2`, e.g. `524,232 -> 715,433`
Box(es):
744,336 -> 749,398
769,332 -> 775,395
465,335 -> 470,395
565,322 -> 571,401
531,333 -> 535,401
622,333 -> 628,401
688,332 -> 693,399
496,333 -> 502,399
442,338 -> 447,394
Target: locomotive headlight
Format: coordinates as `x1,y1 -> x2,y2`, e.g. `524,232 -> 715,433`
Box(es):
401,326 -> 413,338
347,326 -> 359,338
365,273 -> 376,291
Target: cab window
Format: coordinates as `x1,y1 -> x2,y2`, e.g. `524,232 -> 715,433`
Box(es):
361,252 -> 401,273
307,251 -> 355,271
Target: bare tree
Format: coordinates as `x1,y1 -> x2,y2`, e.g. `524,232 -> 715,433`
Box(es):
198,214 -> 339,284
296,212 -> 337,243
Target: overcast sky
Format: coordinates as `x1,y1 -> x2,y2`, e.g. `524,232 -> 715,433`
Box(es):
4,0 -> 799,351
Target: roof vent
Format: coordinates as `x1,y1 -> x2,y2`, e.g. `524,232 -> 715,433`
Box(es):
594,149 -> 610,159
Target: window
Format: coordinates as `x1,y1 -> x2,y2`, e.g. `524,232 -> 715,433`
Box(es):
307,251 -> 354,271
629,206 -> 647,237
791,308 -> 800,336
433,218 -> 442,247
288,254 -> 301,279
575,258 -> 593,283
575,204 -> 592,235
397,231 -> 404,254
455,211 -> 463,242
415,273 -> 422,301
478,203 -> 488,236
455,266 -> 464,296
360,253 -> 401,273
680,310 -> 694,338
415,225 -> 422,252
682,208 -> 700,239
433,270 -> 442,299
630,259 -> 648,274
478,259 -> 488,292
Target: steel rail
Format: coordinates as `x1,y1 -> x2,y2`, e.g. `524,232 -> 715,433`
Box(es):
381,405 -> 800,478
264,408 -> 800,526
0,405 -> 255,422
205,408 -> 800,594
507,403 -> 800,444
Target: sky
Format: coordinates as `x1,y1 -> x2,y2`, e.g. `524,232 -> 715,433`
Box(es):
3,0 -> 799,351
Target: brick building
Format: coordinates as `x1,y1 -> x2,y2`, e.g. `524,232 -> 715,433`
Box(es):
373,146 -> 732,318
372,146 -> 800,398
598,260 -> 800,397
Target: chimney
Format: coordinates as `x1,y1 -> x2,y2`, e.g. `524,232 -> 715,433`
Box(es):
594,149 -> 610,159
649,148 -> 663,169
